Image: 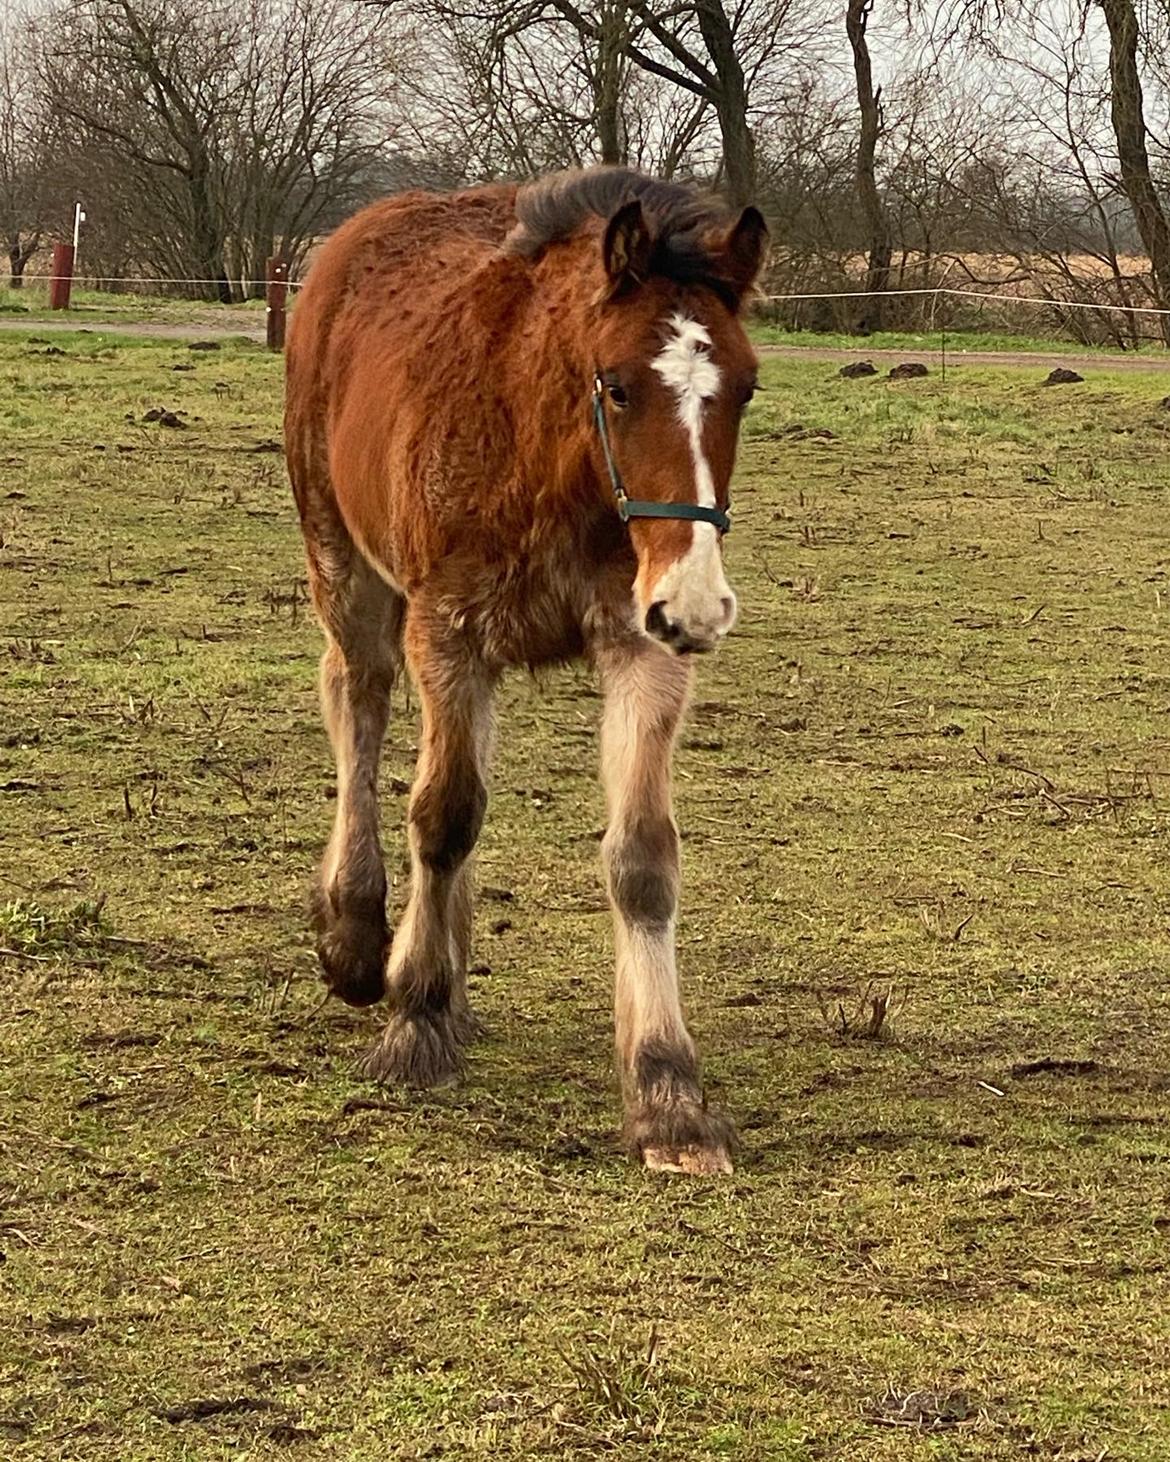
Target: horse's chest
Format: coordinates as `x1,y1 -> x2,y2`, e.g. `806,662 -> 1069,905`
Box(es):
432,549 -> 589,670
477,569 -> 587,669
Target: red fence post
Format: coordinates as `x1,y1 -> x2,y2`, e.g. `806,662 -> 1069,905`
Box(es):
49,243 -> 75,310
266,257 -> 289,351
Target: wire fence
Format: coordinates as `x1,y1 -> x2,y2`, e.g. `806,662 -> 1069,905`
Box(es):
10,275 -> 1169,312
4,274 -> 1170,347
12,274 -> 305,290
756,283 -> 1170,349
761,285 -> 1170,316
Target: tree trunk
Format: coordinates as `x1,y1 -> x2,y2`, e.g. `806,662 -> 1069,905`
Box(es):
694,0 -> 756,207
8,234 -> 38,290
1099,0 -> 1170,346
184,141 -> 233,302
595,0 -> 628,165
193,229 -> 232,301
846,0 -> 892,334
227,233 -> 248,303
248,230 -> 274,300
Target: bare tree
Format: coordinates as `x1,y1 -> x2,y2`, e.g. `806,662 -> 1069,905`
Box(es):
963,12 -> 1152,344
594,0 -> 632,163
570,0 -> 816,202
935,0 -> 1170,343
34,0 -> 396,298
393,12 -> 600,176
1098,0 -> 1170,340
845,0 -> 892,328
390,2 -> 719,181
37,0 -> 242,298
224,0 -> 396,296
379,0 -> 822,204
0,17 -> 52,288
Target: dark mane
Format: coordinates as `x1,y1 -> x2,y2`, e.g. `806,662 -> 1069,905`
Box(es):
503,167 -> 739,300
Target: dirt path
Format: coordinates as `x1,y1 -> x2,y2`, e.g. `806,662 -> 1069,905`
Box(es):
3,314 -> 1169,372
759,342 -> 1170,373
0,315 -> 265,342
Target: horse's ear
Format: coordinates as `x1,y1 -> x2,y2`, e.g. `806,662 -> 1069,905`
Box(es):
602,200 -> 654,296
720,206 -> 769,306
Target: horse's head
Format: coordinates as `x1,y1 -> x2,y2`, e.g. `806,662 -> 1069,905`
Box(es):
590,198 -> 766,655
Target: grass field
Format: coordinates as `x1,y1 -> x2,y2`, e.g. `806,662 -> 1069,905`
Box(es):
2,329 -> 1170,1460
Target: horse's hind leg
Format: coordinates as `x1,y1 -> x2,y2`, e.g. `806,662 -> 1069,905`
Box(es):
307,539 -> 404,1007
361,610 -> 495,1086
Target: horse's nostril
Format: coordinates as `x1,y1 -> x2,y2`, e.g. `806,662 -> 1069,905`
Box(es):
645,601 -> 674,640
720,596 -> 735,623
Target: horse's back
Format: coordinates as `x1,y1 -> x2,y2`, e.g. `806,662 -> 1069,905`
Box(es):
285,184 -> 520,556
287,184 -> 517,399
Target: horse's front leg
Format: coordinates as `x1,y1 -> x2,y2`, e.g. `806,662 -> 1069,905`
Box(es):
597,641 -> 736,1175
360,611 -> 495,1087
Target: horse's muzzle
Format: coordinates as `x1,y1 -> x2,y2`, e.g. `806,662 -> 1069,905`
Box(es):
645,599 -> 733,655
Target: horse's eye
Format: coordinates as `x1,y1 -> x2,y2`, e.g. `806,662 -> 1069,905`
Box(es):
607,382 -> 629,409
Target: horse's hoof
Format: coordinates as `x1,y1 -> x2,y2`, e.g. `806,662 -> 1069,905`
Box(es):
316,929 -> 387,1007
625,1099 -> 738,1175
642,1144 -> 733,1176
358,1008 -> 468,1088
311,886 -> 388,1007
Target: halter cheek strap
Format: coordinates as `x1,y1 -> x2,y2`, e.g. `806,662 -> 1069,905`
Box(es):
592,377 -> 731,535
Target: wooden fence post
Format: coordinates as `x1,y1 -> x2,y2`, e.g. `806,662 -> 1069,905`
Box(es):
49,243 -> 75,310
266,257 -> 289,351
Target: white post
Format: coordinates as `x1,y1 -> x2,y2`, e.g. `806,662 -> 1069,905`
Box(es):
72,204 -> 86,280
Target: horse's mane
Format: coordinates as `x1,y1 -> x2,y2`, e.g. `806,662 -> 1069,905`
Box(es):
503,167 -> 738,298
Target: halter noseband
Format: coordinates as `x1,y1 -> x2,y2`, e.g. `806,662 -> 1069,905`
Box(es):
592,376 -> 731,535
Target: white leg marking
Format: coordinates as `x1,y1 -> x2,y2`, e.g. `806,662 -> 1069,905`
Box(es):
599,650 -> 691,1063
598,644 -> 734,1173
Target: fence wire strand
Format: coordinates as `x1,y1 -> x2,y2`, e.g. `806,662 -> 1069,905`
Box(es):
761,284 -> 1170,316
10,274 -> 1170,318
21,274 -> 303,289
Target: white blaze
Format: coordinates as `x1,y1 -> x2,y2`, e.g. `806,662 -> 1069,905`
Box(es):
647,314 -> 736,643
651,314 -> 721,485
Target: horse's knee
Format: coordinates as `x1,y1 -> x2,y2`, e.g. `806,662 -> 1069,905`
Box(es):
313,552 -> 404,696
604,816 -> 679,926
320,642 -> 396,709
411,764 -> 487,874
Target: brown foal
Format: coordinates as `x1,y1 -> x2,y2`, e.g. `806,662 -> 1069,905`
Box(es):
285,167 -> 766,1174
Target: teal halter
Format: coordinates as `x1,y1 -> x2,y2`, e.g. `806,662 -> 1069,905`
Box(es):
592,377 -> 731,535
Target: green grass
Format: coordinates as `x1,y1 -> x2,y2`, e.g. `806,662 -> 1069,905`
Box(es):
0,896 -> 113,957
3,333 -> 1170,1459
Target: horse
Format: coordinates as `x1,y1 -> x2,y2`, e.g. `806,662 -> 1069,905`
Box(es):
284,167 -> 766,1175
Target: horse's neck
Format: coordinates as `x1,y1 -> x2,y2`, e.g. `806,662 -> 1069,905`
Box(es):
499,253 -> 598,507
